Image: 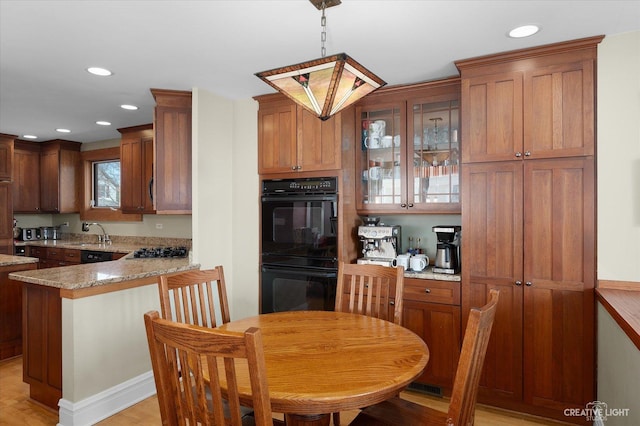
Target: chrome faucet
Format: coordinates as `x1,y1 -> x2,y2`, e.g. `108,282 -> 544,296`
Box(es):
82,222 -> 111,245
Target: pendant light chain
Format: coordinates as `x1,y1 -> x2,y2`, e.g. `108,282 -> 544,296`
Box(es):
320,1 -> 327,57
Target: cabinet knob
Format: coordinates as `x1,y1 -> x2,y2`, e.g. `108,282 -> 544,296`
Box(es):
389,300 -> 395,305
408,203 -> 414,208
401,203 -> 407,208
525,281 -> 533,286
524,151 -> 531,157
424,288 -> 431,293
515,152 -> 522,158
291,166 -> 297,170
515,280 -> 522,286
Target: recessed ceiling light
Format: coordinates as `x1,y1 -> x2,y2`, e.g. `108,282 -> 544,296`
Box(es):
23,135 -> 38,139
87,67 -> 113,76
120,104 -> 139,110
509,25 -> 540,38
56,128 -> 71,133
96,121 -> 112,126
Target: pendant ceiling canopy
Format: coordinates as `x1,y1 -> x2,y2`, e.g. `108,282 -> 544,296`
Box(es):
255,0 -> 386,121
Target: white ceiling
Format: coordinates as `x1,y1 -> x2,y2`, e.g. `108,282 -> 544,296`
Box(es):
1,0 -> 639,143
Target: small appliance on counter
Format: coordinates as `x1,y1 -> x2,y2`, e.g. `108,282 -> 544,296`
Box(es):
357,217 -> 401,267
432,225 -> 461,274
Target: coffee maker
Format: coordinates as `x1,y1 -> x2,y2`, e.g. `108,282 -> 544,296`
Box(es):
432,225 -> 461,274
357,218 -> 401,267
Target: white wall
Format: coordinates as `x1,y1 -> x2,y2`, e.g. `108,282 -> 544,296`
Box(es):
597,31 -> 640,282
191,89 -> 260,320
596,30 -> 640,425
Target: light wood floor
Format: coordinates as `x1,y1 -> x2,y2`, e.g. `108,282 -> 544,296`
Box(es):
1,355 -> 567,425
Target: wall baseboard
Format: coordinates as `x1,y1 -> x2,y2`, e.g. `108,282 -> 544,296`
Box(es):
57,371 -> 155,426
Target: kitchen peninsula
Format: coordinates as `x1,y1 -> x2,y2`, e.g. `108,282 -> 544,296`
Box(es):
9,252 -> 199,425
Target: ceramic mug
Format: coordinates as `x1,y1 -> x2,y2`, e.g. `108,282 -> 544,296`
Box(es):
366,134 -> 381,149
396,254 -> 410,270
369,166 -> 382,180
410,255 -> 428,271
382,135 -> 393,148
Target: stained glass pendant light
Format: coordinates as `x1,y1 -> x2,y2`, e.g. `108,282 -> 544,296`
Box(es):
255,0 -> 386,121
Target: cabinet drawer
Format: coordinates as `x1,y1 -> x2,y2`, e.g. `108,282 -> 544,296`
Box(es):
404,278 -> 460,305
63,249 -> 81,264
28,246 -> 46,258
46,248 -> 65,261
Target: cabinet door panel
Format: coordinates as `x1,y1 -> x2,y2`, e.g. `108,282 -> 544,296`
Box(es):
258,103 -> 297,173
403,301 -> 460,393
39,150 -> 59,212
523,158 -> 595,410
462,162 -> 524,403
298,108 -> 341,171
120,137 -> 143,211
12,148 -> 40,212
524,60 -> 594,158
461,72 -> 523,163
0,138 -> 12,180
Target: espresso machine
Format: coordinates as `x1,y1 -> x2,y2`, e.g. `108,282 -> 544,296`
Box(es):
432,225 -> 461,274
357,218 -> 401,267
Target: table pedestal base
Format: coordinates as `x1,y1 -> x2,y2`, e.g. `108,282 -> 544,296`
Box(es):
284,413 -> 330,426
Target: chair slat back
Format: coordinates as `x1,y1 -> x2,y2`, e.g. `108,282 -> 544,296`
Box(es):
335,262 -> 405,325
159,267 -> 231,328
144,311 -> 273,426
447,289 -> 500,426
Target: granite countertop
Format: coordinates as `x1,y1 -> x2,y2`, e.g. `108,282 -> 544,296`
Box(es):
405,267 -> 461,282
9,256 -> 200,290
22,239 -> 144,254
0,254 -> 39,267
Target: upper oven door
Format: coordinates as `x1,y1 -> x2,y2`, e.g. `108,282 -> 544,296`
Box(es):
261,194 -> 338,260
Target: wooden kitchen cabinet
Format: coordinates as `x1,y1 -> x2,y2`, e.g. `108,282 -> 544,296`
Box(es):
151,89 -> 192,214
12,140 -> 41,213
256,93 -> 342,174
0,134 -> 14,180
458,37 -> 599,164
0,262 -> 37,360
39,140 -> 82,213
0,134 -> 15,255
354,78 -> 461,214
402,278 -> 461,395
22,282 -> 62,409
458,37 -> 600,423
119,124 -> 155,214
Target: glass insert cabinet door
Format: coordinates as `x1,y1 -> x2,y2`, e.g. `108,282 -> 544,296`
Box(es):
409,98 -> 460,207
356,95 -> 460,213
356,103 -> 406,211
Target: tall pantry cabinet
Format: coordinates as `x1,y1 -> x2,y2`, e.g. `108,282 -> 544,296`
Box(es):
456,36 -> 601,423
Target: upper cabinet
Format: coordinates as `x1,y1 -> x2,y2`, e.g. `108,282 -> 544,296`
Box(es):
119,124 -> 155,214
39,140 -> 82,213
457,37 -> 599,163
354,78 -> 461,214
151,89 -> 192,214
256,93 -> 341,174
0,134 -> 14,181
13,140 -> 41,213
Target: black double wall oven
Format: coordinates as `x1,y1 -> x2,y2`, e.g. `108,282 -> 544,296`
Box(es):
260,177 -> 338,314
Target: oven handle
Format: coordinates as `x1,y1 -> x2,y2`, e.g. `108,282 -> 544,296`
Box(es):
261,265 -> 337,278
261,195 -> 337,203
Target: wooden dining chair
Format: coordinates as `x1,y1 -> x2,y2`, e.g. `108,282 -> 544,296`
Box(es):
334,261 -> 405,325
332,261 -> 405,425
348,289 -> 500,426
144,310 -> 274,426
158,267 -> 231,327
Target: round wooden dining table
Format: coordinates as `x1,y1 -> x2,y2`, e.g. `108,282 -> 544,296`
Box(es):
212,310 -> 429,426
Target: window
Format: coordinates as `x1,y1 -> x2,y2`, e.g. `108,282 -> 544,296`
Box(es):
92,160 -> 120,208
81,146 -> 142,221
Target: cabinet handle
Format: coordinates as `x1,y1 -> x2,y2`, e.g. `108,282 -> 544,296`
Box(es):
524,151 -> 531,157
389,300 -> 395,305
424,288 -> 431,293
291,166 -> 297,170
525,281 -> 532,286
401,203 -> 407,208
408,203 -> 414,208
515,280 -> 522,286
515,152 -> 522,158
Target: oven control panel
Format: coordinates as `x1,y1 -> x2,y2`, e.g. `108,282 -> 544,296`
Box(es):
262,177 -> 338,194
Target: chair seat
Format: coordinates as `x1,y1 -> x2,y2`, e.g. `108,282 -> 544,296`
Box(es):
349,396 -> 450,426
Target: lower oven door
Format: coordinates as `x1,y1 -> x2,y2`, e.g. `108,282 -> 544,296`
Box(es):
261,265 -> 337,314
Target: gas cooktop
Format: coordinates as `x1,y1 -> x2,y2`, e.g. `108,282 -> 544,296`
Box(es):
132,246 -> 189,259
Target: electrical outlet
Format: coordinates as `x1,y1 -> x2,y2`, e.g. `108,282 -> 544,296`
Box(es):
62,222 -> 69,227
156,223 -> 163,229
